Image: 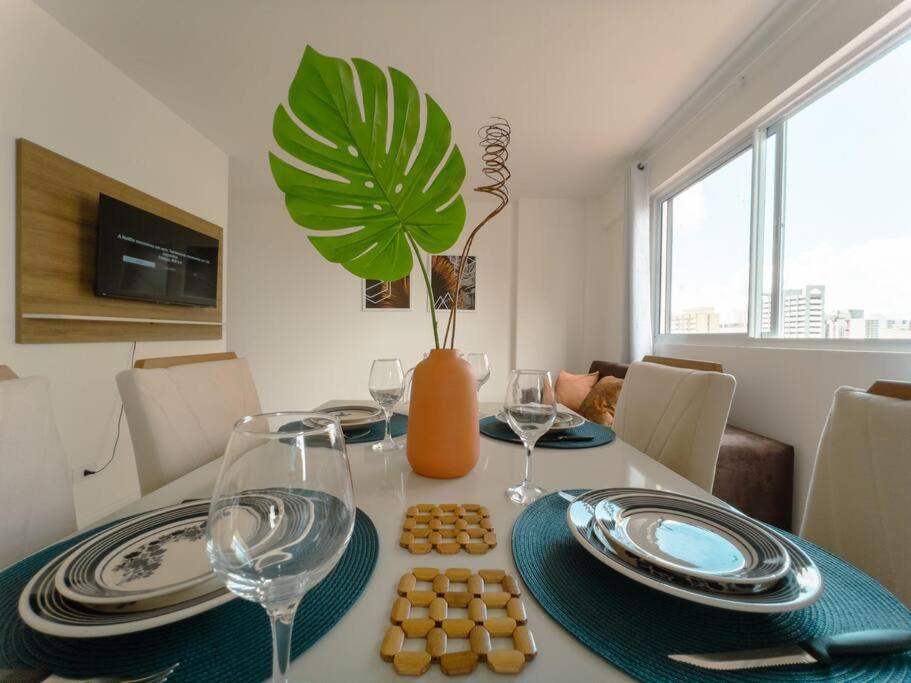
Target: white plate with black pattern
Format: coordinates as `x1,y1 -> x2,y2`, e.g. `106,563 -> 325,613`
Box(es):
566,488 -> 823,613
54,498 -> 272,605
593,492 -> 791,590
495,409 -> 584,432
19,537 -> 234,638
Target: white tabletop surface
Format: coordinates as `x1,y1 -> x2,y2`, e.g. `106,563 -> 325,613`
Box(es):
108,401 -> 717,682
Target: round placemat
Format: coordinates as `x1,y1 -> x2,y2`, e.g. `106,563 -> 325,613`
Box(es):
512,490 -> 911,681
480,415 -> 615,449
345,412 -> 407,444
0,508 -> 378,682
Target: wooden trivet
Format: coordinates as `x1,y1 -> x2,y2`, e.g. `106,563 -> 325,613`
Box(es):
400,504 -> 496,555
380,567 -> 537,676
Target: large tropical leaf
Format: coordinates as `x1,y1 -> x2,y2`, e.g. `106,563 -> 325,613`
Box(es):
269,46 -> 466,281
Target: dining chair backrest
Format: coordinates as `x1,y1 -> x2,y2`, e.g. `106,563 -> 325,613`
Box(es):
800,384 -> 911,605
117,353 -> 262,494
641,355 -> 724,373
0,371 -> 76,569
0,365 -> 17,381
612,361 -> 736,491
867,379 -> 911,401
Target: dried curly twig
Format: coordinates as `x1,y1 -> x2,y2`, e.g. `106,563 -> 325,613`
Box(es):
443,118 -> 511,348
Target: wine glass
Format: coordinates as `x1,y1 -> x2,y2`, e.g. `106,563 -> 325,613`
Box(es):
206,413 -> 355,683
465,352 -> 491,392
504,370 -> 556,505
369,358 -> 405,452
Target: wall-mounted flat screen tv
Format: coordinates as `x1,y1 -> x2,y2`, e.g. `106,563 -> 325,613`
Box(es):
95,194 -> 219,308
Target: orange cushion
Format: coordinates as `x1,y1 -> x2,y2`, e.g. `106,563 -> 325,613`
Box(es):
579,376 -> 624,426
554,371 -> 599,412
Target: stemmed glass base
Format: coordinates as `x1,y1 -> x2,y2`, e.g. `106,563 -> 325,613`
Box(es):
372,438 -> 402,452
506,482 -> 548,505
371,406 -> 402,452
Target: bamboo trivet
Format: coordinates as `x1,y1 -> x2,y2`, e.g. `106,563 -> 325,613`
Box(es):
400,504 -> 497,555
380,567 -> 537,676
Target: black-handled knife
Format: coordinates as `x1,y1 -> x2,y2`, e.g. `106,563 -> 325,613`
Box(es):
538,434 -> 595,443
669,629 -> 911,671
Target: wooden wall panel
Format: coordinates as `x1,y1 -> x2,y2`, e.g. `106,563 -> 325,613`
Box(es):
16,139 -> 223,343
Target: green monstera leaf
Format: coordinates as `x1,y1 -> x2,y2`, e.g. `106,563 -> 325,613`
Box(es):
269,46 -> 466,281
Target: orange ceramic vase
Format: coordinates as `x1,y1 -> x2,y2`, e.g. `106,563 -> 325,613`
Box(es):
407,349 -> 480,478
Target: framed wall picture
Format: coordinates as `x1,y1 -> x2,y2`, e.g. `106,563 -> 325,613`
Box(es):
362,276 -> 411,310
430,255 -> 476,311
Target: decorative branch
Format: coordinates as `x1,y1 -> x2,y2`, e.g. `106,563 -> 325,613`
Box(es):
443,118 -> 511,349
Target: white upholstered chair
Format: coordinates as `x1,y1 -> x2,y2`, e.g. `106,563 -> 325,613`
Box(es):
612,360 -> 736,491
0,368 -> 76,569
800,382 -> 911,605
117,353 -> 262,495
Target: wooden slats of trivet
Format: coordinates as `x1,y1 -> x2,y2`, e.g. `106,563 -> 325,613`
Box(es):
381,567 -> 537,676
400,503 -> 497,555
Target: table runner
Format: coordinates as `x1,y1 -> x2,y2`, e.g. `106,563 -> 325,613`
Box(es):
480,415 -> 616,449
512,490 -> 911,681
0,508 -> 378,682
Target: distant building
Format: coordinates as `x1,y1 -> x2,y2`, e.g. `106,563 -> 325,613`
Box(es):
672,307 -> 720,334
761,293 -> 771,334
782,285 -> 825,338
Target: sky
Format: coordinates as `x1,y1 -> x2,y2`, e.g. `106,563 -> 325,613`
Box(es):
668,34 -> 911,330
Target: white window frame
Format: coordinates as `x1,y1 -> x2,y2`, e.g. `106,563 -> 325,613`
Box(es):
652,21 -> 911,352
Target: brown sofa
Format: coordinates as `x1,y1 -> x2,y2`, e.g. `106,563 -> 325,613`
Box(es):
590,361 -> 794,531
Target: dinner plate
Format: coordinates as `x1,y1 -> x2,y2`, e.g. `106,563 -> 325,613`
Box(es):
566,488 -> 823,612
593,492 -> 790,589
90,575 -> 226,613
309,405 -> 384,430
55,498 -> 273,605
496,409 -> 585,432
19,539 -> 233,638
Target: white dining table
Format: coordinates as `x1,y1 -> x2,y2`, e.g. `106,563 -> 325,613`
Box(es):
105,401 -> 719,682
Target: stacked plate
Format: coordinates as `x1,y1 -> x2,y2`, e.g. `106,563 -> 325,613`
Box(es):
566,488 -> 823,613
18,498 -> 264,638
495,408 -> 585,432
306,405 -> 385,437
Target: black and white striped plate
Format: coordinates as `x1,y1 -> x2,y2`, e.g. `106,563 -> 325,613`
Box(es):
566,488 -> 823,612
594,492 -> 791,588
54,499 -> 272,605
496,409 -> 585,432
19,501 -> 238,638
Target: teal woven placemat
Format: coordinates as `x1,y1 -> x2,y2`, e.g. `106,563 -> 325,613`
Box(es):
480,415 -> 615,449
513,491 -> 911,681
0,508 -> 378,682
345,412 -> 407,444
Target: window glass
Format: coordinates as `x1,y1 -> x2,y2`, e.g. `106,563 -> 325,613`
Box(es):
667,147 -> 752,334
777,38 -> 911,339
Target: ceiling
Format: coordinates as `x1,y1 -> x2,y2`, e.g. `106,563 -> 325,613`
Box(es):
36,0 -> 780,197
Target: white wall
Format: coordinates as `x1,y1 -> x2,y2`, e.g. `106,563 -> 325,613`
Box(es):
513,198 -> 587,374
0,0 -> 229,525
578,182 -> 626,370
587,0 -> 911,528
227,163 -> 588,411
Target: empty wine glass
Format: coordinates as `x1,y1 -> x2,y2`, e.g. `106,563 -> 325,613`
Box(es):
206,413 -> 355,683
369,358 -> 405,452
504,370 -> 556,505
465,352 -> 491,391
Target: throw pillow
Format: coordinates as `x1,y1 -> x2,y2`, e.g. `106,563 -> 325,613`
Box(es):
554,371 -> 600,412
579,376 -> 624,426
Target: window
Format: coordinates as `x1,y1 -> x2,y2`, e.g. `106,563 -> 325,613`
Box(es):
762,36 -> 911,340
659,147 -> 753,334
658,32 -> 911,341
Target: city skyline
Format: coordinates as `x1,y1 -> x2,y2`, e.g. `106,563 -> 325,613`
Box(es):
671,282 -> 911,339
